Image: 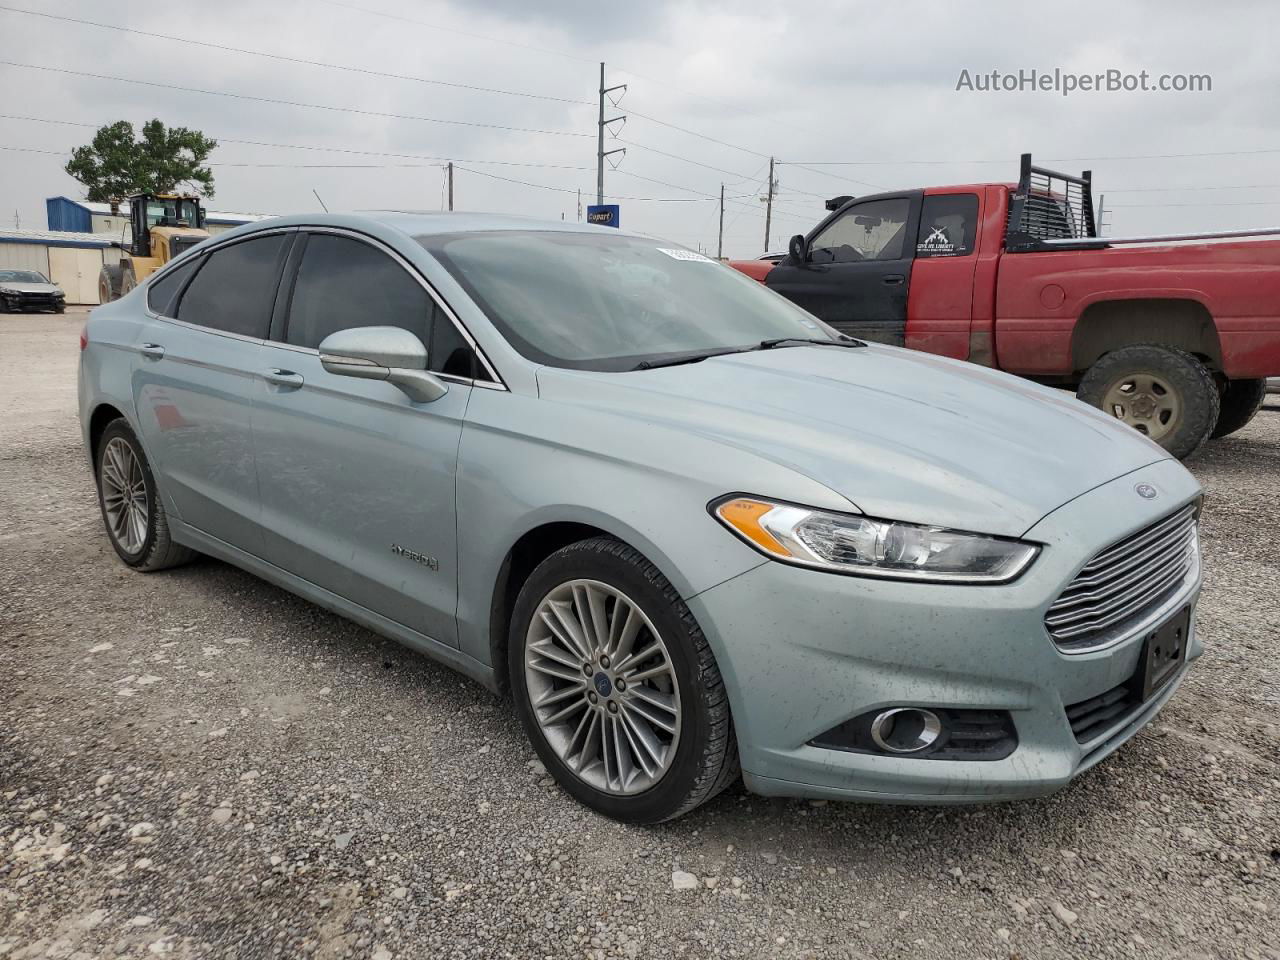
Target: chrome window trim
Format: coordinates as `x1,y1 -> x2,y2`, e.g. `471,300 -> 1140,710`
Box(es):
293,226 -> 507,391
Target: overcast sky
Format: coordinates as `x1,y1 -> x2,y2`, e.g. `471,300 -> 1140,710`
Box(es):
2,0 -> 1277,257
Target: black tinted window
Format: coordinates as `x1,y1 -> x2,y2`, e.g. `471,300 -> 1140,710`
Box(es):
176,235 -> 289,337
916,194 -> 979,258
287,234 -> 483,379
147,256 -> 201,316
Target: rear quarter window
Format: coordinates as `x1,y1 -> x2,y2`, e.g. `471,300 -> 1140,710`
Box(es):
916,194 -> 979,258
146,257 -> 202,317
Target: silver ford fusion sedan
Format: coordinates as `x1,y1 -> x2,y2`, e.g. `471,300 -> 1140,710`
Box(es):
78,213 -> 1203,823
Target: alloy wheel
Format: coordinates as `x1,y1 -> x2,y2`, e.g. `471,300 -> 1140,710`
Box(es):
100,437 -> 149,555
523,579 -> 681,795
1102,373 -> 1182,441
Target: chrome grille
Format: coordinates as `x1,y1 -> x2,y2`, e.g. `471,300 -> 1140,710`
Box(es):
1045,504 -> 1198,650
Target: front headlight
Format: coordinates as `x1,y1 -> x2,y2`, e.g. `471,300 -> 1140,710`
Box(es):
712,496 -> 1039,584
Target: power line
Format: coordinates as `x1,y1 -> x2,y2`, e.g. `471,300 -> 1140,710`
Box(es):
777,161 -> 885,192
452,165 -> 752,202
0,61 -> 592,138
0,113 -> 591,170
625,107 -> 770,160
617,137 -> 832,199
786,147 -> 1280,165
0,4 -> 589,105
317,0 -> 837,148
1109,200 -> 1280,208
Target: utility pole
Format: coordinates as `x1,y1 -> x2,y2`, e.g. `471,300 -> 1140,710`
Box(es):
717,184 -> 725,260
1095,193 -> 1106,236
577,189 -> 582,222
597,62 -> 627,205
447,162 -> 454,211
763,156 -> 776,253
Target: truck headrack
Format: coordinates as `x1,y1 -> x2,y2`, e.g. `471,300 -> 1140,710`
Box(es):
1006,153 -> 1099,252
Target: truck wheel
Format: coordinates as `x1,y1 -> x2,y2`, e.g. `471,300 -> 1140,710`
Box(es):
1077,345 -> 1219,460
99,264 -> 124,304
1211,378 -> 1267,438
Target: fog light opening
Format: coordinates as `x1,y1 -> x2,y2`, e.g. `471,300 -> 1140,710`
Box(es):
870,708 -> 943,754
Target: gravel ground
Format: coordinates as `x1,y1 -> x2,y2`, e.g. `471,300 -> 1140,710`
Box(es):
2,311 -> 1277,960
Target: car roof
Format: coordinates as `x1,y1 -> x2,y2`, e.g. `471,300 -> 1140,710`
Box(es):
209,210 -> 659,249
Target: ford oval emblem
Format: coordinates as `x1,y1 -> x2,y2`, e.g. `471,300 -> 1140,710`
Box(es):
593,673 -> 613,698
1135,483 -> 1158,500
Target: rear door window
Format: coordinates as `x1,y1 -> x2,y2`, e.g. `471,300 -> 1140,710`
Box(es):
916,194 -> 979,258
175,234 -> 290,338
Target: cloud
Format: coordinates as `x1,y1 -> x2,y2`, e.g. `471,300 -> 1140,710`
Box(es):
1,0 -> 1274,255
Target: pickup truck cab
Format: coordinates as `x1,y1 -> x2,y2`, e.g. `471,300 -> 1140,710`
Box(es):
730,155 -> 1280,458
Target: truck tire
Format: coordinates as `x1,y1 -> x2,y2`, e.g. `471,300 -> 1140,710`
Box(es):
1077,345 -> 1219,460
1211,378 -> 1267,438
99,263 -> 124,304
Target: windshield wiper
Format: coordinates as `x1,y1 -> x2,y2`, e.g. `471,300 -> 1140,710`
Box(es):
633,336 -> 865,370
756,336 -> 866,350
633,348 -> 741,370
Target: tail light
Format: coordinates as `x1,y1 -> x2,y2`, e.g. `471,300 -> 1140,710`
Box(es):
79,326 -> 88,351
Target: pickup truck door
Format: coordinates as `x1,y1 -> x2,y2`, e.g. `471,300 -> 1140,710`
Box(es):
904,192 -> 981,360
765,192 -> 922,345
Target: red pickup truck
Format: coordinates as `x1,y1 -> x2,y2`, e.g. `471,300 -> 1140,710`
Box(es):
730,155 -> 1280,458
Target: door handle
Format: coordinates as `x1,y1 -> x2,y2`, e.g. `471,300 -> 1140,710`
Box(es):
881,274 -> 906,285
263,368 -> 305,389
140,343 -> 165,360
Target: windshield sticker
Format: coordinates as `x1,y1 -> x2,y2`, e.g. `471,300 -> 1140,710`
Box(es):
917,226 -> 958,256
656,248 -> 715,263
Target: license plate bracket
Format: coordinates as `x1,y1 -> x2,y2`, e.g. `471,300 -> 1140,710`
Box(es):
1133,607 -> 1190,702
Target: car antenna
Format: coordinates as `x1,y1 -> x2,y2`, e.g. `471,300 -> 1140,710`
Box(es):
313,189 -> 329,213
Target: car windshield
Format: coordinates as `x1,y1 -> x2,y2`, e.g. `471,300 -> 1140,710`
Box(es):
420,230 -> 835,371
0,271 -> 48,283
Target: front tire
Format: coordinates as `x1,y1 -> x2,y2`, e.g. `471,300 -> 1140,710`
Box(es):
1077,345 -> 1219,460
509,537 -> 738,823
94,419 -> 196,571
1211,378 -> 1266,438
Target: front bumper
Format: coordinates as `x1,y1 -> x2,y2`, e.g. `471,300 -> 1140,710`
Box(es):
2,293 -> 64,312
688,458 -> 1203,804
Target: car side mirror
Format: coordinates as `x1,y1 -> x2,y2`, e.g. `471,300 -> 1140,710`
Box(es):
318,326 -> 448,404
788,234 -> 809,264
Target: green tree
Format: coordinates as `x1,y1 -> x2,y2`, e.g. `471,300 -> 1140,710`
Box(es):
65,120 -> 217,201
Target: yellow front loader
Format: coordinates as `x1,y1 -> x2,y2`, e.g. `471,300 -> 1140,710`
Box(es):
98,193 -> 209,303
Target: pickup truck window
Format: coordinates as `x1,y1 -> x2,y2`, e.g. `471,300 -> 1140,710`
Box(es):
809,198 -> 910,263
916,194 -> 978,258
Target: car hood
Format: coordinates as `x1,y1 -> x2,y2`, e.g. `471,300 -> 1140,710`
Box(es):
537,344 -> 1170,538
0,282 -> 61,293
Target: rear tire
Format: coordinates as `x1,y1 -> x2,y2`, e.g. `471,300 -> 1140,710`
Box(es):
99,264 -> 124,304
1077,345 -> 1219,460
94,419 -> 197,572
1211,378 -> 1266,438
509,537 -> 738,823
